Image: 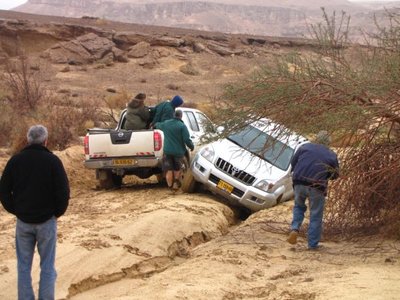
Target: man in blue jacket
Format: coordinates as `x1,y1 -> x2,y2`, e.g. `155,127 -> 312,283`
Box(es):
287,130 -> 339,250
150,95 -> 184,126
155,109 -> 194,190
0,125 -> 70,299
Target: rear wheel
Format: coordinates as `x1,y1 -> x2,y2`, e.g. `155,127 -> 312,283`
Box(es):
111,173 -> 123,188
98,170 -> 122,189
155,172 -> 166,185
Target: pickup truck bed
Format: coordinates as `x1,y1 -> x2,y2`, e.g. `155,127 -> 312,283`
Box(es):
84,106 -> 215,189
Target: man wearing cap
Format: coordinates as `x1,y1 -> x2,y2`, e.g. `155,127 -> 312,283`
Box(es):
0,125 -> 70,299
150,95 -> 184,127
287,130 -> 339,250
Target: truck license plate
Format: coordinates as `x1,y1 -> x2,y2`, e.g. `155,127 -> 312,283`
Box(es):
217,180 -> 234,193
112,159 -> 135,166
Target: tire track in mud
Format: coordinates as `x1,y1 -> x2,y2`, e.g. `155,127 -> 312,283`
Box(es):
66,231 -> 214,298
62,185 -> 239,299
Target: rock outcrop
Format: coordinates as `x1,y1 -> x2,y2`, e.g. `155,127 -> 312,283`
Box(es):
0,11 -> 317,65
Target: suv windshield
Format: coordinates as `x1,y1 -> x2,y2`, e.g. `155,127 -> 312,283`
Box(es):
227,124 -> 295,170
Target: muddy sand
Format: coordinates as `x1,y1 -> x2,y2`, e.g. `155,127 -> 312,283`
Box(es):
0,145 -> 399,300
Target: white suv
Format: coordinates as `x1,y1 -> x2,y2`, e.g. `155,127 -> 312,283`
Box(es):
184,118 -> 308,212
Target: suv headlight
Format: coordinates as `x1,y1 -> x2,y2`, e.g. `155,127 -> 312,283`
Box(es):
255,180 -> 274,192
200,146 -> 215,163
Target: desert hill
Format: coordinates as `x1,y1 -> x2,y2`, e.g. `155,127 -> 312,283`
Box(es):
13,0 -> 400,38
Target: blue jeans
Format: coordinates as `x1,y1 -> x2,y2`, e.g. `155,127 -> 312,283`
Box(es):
291,185 -> 326,248
16,217 -> 57,300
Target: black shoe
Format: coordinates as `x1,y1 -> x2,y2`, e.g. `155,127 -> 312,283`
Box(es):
308,245 -> 324,251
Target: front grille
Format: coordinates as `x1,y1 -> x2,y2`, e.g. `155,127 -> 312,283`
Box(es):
215,158 -> 256,185
209,174 -> 244,198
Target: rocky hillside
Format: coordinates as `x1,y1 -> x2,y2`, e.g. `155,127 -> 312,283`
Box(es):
13,0 -> 400,38
0,9 -> 318,107
0,9 -> 314,61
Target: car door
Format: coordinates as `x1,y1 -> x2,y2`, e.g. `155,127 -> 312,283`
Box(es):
182,110 -> 202,145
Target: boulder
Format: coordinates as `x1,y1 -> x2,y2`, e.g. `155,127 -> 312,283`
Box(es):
152,47 -> 171,59
128,41 -> 151,58
207,41 -> 244,56
112,47 -> 129,62
138,56 -> 158,69
77,33 -> 115,60
151,36 -> 185,47
43,33 -> 116,64
44,40 -> 93,64
99,52 -> 114,66
113,32 -> 152,49
193,42 -> 206,53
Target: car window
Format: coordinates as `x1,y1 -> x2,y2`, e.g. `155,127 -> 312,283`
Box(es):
228,125 -> 294,170
185,111 -> 200,132
195,112 -> 214,133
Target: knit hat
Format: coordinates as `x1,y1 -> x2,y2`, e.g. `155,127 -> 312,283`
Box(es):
315,130 -> 331,146
170,95 -> 184,108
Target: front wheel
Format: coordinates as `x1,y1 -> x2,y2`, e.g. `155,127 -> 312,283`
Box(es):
181,168 -> 199,193
180,156 -> 199,193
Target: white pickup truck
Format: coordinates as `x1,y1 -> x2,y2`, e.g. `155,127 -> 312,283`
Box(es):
84,106 -> 214,189
184,118 -> 309,212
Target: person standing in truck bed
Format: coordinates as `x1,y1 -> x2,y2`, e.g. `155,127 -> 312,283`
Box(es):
123,92 -> 150,130
150,95 -> 184,127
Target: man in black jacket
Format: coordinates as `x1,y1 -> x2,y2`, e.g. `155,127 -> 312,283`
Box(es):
0,125 -> 70,300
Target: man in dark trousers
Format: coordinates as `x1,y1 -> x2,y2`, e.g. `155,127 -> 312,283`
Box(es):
155,109 -> 194,190
0,125 -> 70,300
287,130 -> 339,250
150,95 -> 184,126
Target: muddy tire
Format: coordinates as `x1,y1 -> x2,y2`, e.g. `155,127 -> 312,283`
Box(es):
181,168 -> 198,193
111,173 -> 123,188
155,172 -> 165,185
98,170 -> 122,189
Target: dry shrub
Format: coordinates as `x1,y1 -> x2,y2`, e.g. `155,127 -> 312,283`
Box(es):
3,56 -> 44,113
179,63 -> 200,76
0,99 -> 13,146
44,97 -> 101,150
0,56 -> 103,151
182,101 -> 198,109
166,83 -> 179,90
95,18 -> 110,26
100,90 -> 130,125
325,143 -> 400,238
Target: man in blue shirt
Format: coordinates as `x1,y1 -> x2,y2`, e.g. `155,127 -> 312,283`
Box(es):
287,130 -> 339,250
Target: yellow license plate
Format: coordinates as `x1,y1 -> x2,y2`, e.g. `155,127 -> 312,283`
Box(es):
217,180 -> 234,193
112,159 -> 135,166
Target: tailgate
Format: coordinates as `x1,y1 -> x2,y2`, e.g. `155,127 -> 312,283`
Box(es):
87,129 -> 160,158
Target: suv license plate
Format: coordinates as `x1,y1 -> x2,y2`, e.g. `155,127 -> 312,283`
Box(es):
113,159 -> 135,166
217,180 -> 234,193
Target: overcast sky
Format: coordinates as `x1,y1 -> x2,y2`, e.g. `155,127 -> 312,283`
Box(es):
0,0 -> 28,10
0,0 -> 399,10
